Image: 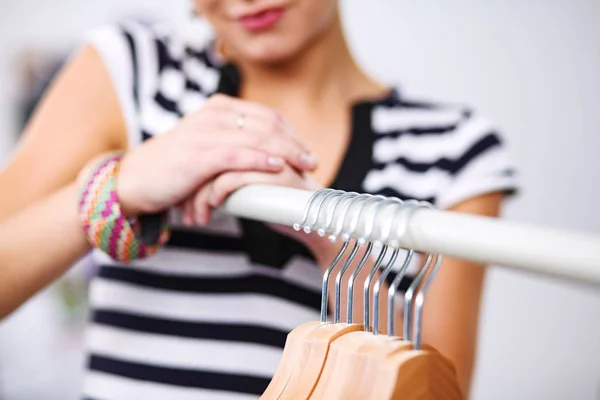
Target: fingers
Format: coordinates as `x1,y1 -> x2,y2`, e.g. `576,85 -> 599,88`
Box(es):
186,171 -> 269,226
196,146 -> 284,183
177,184 -> 213,227
192,183 -> 213,225
180,198 -> 196,226
182,172 -> 255,227
207,168 -> 301,207
201,95 -> 318,171
203,128 -> 316,172
207,94 -> 287,128
187,165 -> 312,227
208,171 -> 265,207
218,108 -> 287,136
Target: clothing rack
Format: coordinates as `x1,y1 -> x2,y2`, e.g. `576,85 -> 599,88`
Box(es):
222,184 -> 600,287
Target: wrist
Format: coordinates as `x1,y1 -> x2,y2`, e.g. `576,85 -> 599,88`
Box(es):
113,154 -> 143,218
76,152 -> 136,218
77,151 -> 170,262
115,178 -> 140,218
78,152 -> 138,219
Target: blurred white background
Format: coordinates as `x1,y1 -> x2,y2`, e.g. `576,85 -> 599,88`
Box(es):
0,0 -> 599,399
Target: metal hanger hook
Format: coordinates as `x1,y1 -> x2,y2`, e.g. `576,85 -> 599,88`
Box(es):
320,241 -> 349,323
297,190 -> 346,322
401,200 -> 435,342
318,190 -> 364,323
363,245 -> 388,332
329,192 -> 361,242
317,191 -> 347,237
333,194 -> 373,323
372,248 -> 400,335
359,195 -> 387,243
303,190 -> 345,234
346,242 -> 373,324
341,194 -> 373,242
345,195 -> 385,323
372,200 -> 420,335
293,189 -> 329,231
384,199 -> 423,336
362,197 -> 402,332
413,254 -> 443,350
387,199 -> 420,248
403,253 -> 432,341
386,249 -> 415,336
333,241 -> 360,323
293,188 -> 333,232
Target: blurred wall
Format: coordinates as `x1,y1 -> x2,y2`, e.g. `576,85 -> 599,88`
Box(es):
0,1 -> 599,399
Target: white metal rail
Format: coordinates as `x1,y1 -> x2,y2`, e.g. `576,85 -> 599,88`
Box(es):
222,184 -> 600,286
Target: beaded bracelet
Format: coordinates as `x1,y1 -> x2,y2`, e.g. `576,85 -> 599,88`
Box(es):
78,152 -> 171,262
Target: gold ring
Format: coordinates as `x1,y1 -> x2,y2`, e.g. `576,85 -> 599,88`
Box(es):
236,113 -> 246,130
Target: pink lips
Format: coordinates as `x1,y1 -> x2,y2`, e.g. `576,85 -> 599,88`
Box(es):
238,8 -> 284,32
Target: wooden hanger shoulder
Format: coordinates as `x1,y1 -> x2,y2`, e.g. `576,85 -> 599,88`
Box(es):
260,321 -> 321,400
372,348 -> 462,400
279,322 -> 363,400
308,330 -> 369,399
354,337 -> 413,400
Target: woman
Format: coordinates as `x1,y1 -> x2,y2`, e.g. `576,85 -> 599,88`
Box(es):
0,0 -> 517,398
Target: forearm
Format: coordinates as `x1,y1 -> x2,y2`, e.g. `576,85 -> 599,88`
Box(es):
0,182 -> 90,319
422,256 -> 485,398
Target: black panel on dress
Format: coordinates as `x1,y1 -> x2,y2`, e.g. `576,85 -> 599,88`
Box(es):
213,63 -> 378,269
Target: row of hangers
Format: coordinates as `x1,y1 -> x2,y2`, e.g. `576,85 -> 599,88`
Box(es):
260,189 -> 463,400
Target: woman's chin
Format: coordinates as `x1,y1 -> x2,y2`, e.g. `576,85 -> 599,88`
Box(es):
234,41 -> 303,66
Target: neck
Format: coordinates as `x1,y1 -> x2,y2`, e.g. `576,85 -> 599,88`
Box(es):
234,14 -> 386,111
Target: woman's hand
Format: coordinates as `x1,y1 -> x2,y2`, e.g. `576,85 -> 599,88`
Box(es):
111,94 -> 318,217
183,164 -> 330,248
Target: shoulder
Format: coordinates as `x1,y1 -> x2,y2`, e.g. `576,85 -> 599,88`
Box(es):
87,18 -> 217,60
85,19 -> 223,142
373,93 -> 488,140
86,19 -> 222,96
365,92 -> 519,209
372,95 -> 504,172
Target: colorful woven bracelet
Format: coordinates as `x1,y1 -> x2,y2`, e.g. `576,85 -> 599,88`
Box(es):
78,152 -> 171,262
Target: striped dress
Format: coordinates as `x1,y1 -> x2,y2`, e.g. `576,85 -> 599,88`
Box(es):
83,20 -> 518,400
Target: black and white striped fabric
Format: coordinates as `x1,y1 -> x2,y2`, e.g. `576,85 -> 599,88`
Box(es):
84,20 -> 518,400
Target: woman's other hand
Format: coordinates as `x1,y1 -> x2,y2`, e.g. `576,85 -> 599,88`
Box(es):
112,94 -> 318,217
183,164 -> 329,248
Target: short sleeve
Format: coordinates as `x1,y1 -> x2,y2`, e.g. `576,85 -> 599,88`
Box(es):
434,111 -> 519,210
85,20 -> 220,143
84,21 -> 155,149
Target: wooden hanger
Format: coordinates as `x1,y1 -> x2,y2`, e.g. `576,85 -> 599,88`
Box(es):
372,253 -> 463,400
260,321 -> 322,400
278,240 -> 366,400
317,243 -> 461,399
262,194 -> 463,399
371,347 -> 462,400
262,190 -> 347,400
308,199 -> 408,399
308,330 -> 371,399
310,200 -> 418,399
349,249 -> 418,400
283,322 -> 363,400
278,194 -> 385,399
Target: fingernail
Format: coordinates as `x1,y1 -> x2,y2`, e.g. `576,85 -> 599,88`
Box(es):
300,152 -> 318,168
268,156 -> 285,167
